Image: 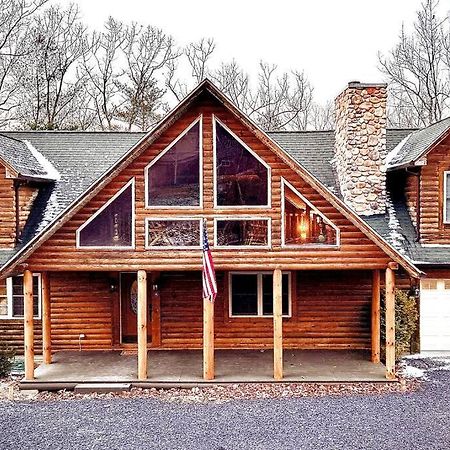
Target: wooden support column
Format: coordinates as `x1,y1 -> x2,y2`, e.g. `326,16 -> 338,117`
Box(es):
273,268 -> 283,380
385,265 -> 396,379
23,270 -> 34,380
137,270 -> 147,380
371,269 -> 381,363
203,296 -> 214,380
151,272 -> 161,347
41,272 -> 52,364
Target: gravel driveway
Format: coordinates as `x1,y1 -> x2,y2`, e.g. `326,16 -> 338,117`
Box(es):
0,357 -> 449,450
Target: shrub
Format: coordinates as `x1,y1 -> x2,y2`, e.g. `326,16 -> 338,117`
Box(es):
0,344 -> 15,377
381,289 -> 418,360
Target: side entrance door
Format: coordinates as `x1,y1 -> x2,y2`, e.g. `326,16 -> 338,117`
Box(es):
121,273 -> 152,343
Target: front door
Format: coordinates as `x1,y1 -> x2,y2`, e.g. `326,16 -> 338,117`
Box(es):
121,273 -> 152,343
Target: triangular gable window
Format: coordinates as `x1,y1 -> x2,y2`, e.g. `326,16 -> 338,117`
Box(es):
146,119 -> 201,207
282,179 -> 339,247
77,179 -> 134,248
215,118 -> 270,207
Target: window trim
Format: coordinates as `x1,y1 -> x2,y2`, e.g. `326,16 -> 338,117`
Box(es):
145,217 -> 203,250
0,273 -> 42,319
144,116 -> 203,210
281,178 -> 340,248
76,178 -> 136,250
214,217 -> 272,249
443,171 -> 450,224
228,271 -> 292,318
213,115 -> 272,209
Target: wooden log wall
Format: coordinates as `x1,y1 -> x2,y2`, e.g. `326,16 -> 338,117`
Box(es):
0,164 -> 16,248
25,91 -> 392,273
404,171 -> 419,227
17,183 -> 39,237
159,270 -> 373,350
0,319 -> 42,354
419,134 -> 450,244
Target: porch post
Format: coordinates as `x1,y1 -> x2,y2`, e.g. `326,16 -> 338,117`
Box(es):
273,268 -> 283,380
371,269 -> 381,363
385,265 -> 396,379
137,270 -> 147,380
203,296 -> 214,380
41,272 -> 52,364
23,270 -> 34,380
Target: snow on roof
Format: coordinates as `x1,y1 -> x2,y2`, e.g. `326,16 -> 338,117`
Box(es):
24,140 -> 60,181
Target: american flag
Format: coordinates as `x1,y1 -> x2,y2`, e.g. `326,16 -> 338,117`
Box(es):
202,221 -> 217,302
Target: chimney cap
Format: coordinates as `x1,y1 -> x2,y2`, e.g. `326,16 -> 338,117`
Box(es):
347,81 -> 387,89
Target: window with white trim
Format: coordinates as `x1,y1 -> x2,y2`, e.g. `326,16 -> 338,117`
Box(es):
77,179 -> 134,248
444,171 -> 450,223
215,219 -> 270,247
215,119 -> 270,207
146,219 -> 202,248
229,272 -> 291,317
0,274 -> 41,319
146,119 -> 201,207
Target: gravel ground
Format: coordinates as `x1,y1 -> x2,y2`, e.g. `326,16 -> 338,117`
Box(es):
0,357 -> 449,450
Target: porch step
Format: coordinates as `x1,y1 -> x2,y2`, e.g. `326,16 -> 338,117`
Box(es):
74,383 -> 132,394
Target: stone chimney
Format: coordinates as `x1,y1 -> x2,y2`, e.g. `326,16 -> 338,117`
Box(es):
334,81 -> 387,215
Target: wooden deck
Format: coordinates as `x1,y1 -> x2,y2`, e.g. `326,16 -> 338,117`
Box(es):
21,349 -> 389,390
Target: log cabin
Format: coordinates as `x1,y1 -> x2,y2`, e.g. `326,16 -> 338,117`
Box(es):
0,79 -> 448,384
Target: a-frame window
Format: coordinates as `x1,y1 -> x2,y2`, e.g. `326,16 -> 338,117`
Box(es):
282,179 -> 339,247
77,179 -> 135,248
214,117 -> 270,207
146,118 -> 201,208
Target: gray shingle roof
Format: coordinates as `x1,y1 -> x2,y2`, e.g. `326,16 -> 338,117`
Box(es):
0,133 -> 52,179
387,117 -> 450,169
0,127 -> 436,269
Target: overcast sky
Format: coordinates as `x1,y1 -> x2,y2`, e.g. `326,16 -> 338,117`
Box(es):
55,0 -> 449,103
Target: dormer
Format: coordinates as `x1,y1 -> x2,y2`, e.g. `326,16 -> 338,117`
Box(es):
0,134 -> 59,248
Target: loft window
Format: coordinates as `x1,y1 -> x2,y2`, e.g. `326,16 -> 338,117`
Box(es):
146,119 -> 201,207
146,219 -> 201,248
444,171 -> 450,223
77,179 -> 134,248
0,275 -> 41,319
282,180 -> 338,246
215,119 -> 269,207
215,219 -> 270,247
229,272 -> 290,317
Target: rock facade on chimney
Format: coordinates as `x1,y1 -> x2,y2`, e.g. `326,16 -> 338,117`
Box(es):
334,81 -> 387,215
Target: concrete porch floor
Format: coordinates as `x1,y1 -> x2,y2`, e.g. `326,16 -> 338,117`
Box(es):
26,350 -> 388,387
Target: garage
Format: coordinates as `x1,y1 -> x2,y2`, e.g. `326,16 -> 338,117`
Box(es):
420,279 -> 450,351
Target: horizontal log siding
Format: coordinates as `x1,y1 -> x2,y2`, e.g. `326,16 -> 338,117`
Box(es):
420,135 -> 450,244
0,320 -> 41,354
24,93 -> 391,272
0,164 -> 15,248
159,270 -> 372,350
18,184 -> 39,238
405,171 -> 418,227
49,272 -> 113,350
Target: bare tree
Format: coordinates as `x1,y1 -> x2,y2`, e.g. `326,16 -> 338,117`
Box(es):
309,100 -> 335,130
379,0 -> 450,127
81,17 -> 125,130
0,0 -> 48,123
117,23 -> 180,131
14,4 -> 91,129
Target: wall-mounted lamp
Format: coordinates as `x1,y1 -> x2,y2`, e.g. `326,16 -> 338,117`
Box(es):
110,282 -> 118,293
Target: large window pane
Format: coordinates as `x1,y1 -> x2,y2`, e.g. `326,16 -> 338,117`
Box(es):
284,185 -> 337,246
11,275 -> 39,317
231,274 -> 258,315
147,122 -> 200,207
79,182 -> 133,248
216,122 -> 268,206
216,220 -> 268,246
147,220 -> 201,247
445,173 -> 450,222
262,274 -> 289,316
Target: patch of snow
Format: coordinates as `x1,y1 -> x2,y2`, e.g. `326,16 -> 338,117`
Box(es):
386,194 -> 405,253
37,189 -> 60,231
386,134 -> 411,167
24,140 -> 60,181
401,364 -> 427,379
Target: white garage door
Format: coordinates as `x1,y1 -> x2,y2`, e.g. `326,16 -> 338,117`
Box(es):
421,279 -> 450,351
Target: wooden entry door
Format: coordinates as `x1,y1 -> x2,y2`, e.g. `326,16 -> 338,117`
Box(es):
121,273 -> 152,343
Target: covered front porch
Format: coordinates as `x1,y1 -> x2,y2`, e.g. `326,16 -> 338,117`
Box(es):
22,349 -> 387,389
